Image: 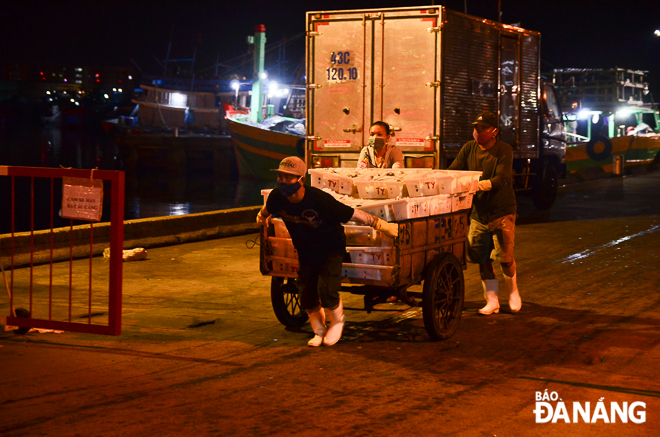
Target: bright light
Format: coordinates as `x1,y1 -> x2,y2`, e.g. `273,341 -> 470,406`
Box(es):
103,94 -> 109,99
267,80 -> 279,92
591,113 -> 600,124
113,88 -> 117,92
655,30 -> 660,36
577,109 -> 591,120
46,91 -> 51,95
70,98 -> 75,103
259,71 -> 268,80
118,88 -> 122,93
230,79 -> 240,91
617,108 -> 632,118
171,92 -> 187,107
128,75 -> 133,80
281,88 -> 290,96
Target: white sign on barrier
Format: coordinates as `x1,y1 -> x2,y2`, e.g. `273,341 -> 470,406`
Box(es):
61,177 -> 103,222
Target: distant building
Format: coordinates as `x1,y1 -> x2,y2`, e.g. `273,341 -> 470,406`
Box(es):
0,62 -> 136,101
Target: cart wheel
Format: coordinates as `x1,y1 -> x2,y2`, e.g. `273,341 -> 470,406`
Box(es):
422,252 -> 465,341
13,307 -> 31,335
270,277 -> 308,328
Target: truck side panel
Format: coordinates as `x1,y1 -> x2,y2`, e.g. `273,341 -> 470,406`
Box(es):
441,10 -> 540,160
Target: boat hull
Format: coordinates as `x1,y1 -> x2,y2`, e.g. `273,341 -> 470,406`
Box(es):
227,118 -> 304,179
565,134 -> 660,174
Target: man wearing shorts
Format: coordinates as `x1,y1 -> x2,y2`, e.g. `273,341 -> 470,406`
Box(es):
447,111 -> 521,314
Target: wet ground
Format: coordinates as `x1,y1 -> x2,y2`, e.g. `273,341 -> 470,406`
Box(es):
1,168 -> 659,436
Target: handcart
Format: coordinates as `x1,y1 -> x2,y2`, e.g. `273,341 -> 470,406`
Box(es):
260,207 -> 470,341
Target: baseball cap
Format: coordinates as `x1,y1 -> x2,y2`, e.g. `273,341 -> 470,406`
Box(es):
271,156 -> 307,177
471,111 -> 498,129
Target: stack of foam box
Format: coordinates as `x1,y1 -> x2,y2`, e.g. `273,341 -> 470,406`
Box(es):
261,167 -> 480,282
307,168 -> 481,221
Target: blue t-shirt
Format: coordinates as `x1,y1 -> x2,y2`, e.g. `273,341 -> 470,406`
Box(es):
266,186 -> 354,265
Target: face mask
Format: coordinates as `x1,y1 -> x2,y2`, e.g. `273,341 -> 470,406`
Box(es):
368,136 -> 386,151
473,128 -> 496,145
278,177 -> 302,197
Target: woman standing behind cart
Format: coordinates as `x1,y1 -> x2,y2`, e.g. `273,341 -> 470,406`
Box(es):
357,121 -> 404,169
257,157 -> 399,347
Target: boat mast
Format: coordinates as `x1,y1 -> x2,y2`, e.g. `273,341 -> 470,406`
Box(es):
251,24 -> 267,123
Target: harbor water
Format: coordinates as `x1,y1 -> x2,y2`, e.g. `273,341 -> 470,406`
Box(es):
0,119 -> 269,234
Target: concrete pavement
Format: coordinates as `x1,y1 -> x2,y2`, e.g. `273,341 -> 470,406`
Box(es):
1,171 -> 660,436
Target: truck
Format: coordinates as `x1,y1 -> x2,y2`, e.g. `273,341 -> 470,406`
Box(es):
304,5 -> 566,209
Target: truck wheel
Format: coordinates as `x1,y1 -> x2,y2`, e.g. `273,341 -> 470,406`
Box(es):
422,252 -> 464,341
532,159 -> 558,210
270,277 -> 308,328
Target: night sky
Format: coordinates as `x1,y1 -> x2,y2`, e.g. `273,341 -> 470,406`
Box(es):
3,0 -> 659,91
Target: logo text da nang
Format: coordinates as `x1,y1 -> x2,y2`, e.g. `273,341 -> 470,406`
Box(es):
534,390 -> 646,424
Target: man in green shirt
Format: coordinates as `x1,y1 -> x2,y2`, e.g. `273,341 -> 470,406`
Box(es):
447,112 -> 521,315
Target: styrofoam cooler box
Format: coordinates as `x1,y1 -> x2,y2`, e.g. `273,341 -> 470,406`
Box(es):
342,263 -> 395,282
358,197 -> 429,221
354,180 -> 404,199
321,172 -> 355,195
428,194 -> 452,216
442,171 -> 482,194
403,172 -> 445,197
268,237 -> 298,258
356,202 -> 396,222
271,218 -> 290,238
307,169 -> 325,189
346,246 -> 396,266
261,189 -> 272,205
451,193 -> 474,212
343,224 -> 394,246
270,256 -> 299,274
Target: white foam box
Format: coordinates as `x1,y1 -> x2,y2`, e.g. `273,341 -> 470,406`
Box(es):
271,218 -> 290,238
268,237 -> 298,259
357,197 -> 429,221
346,247 -> 396,266
403,172 -> 445,197
428,194 -> 452,216
308,169 -> 356,195
451,193 -> 474,212
261,189 -> 272,205
307,169 -> 325,189
343,224 -> 394,246
270,256 -> 299,274
442,170 -> 482,194
354,179 -> 404,199
342,263 -> 395,282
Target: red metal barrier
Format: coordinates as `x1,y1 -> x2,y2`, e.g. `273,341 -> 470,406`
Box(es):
0,166 -> 124,335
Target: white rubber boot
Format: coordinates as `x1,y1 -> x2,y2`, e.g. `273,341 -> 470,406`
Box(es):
479,279 -> 500,315
306,306 -> 327,347
504,273 -> 522,313
323,299 -> 345,346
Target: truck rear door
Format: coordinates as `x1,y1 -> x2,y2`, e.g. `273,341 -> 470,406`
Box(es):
306,7 -> 442,168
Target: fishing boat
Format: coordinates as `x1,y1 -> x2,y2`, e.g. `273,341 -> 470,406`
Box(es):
132,77 -> 242,132
548,68 -> 660,176
226,111 -> 305,180
224,24 -> 306,179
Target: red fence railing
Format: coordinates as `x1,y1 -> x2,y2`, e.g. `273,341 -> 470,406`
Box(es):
0,166 -> 124,335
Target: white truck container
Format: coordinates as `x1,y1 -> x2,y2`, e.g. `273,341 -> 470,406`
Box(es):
305,5 -> 566,209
